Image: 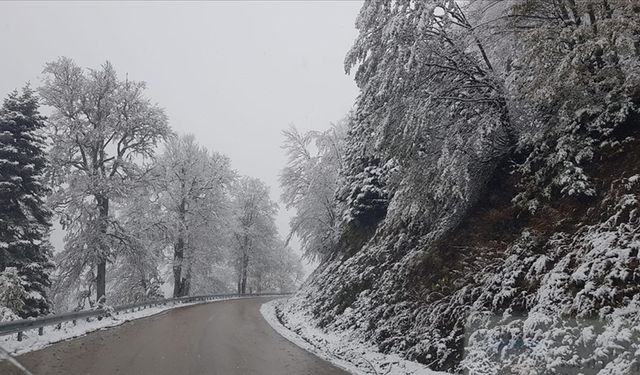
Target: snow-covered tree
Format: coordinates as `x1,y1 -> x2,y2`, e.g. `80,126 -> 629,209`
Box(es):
231,177 -> 278,294
335,0 -> 521,244
0,267 -> 26,321
150,135 -> 235,297
501,0 -> 640,210
107,183 -> 165,304
280,121 -> 346,261
346,0 -> 517,156
0,87 -> 53,317
248,239 -> 303,293
40,57 -> 171,304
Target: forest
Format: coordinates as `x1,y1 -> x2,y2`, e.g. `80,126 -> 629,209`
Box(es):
277,0 -> 640,374
0,57 -> 303,319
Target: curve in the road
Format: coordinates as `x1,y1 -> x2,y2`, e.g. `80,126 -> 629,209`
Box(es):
0,297 -> 349,375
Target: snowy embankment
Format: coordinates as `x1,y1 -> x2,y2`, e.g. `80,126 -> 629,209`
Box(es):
0,296 -> 244,355
261,298 -> 447,375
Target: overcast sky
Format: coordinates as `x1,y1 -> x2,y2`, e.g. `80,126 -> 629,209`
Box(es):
0,1 -> 363,259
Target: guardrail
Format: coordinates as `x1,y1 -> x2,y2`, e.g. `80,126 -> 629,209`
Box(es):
0,292 -> 289,341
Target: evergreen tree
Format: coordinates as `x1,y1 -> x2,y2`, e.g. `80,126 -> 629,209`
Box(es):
0,87 -> 53,318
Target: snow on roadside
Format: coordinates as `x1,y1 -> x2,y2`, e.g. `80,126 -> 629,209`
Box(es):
1,296 -> 247,355
261,298 -> 448,375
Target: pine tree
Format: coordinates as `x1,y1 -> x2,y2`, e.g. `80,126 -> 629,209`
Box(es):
0,87 -> 53,318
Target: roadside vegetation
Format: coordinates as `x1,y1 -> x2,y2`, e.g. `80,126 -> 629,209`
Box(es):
280,1 -> 640,373
0,58 -> 303,318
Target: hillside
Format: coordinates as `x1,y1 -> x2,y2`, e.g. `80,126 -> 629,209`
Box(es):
279,1 -> 640,373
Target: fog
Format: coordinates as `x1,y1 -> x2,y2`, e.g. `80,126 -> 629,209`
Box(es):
0,1 -> 362,260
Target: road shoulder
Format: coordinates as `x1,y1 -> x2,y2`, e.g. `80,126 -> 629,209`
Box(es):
261,298 -> 447,375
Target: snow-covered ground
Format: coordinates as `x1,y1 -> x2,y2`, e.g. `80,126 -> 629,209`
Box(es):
0,296 -> 246,355
261,298 -> 448,375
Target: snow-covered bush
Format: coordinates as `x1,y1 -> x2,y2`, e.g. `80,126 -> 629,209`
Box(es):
460,174 -> 640,374
0,267 -> 27,319
508,0 -> 640,211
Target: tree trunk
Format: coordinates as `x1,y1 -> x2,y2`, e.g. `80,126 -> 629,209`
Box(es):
173,198 -> 187,297
256,273 -> 262,293
183,267 -> 191,296
240,251 -> 249,294
96,260 -> 106,303
172,236 -> 184,297
96,195 -> 109,304
236,235 -> 250,295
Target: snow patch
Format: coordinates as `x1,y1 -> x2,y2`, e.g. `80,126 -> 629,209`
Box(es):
261,298 -> 448,375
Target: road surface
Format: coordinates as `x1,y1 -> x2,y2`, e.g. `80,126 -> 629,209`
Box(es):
0,297 -> 349,375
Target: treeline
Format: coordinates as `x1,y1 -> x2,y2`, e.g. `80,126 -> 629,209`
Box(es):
0,57 -> 302,319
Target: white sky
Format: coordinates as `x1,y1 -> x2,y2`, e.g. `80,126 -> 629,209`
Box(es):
0,1 -> 362,260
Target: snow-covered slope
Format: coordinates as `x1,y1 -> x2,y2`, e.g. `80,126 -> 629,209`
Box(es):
262,299 -> 447,375
278,2 -> 640,373
282,140 -> 640,374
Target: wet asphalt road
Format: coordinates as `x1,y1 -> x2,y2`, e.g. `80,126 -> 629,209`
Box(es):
0,297 -> 348,375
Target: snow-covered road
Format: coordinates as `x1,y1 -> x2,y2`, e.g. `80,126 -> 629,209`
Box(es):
0,297 -> 348,375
